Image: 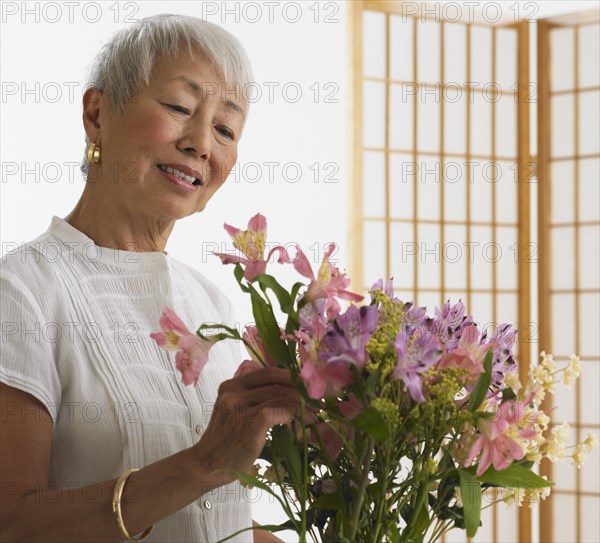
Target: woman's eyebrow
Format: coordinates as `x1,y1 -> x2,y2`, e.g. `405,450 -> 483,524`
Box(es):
170,75 -> 245,118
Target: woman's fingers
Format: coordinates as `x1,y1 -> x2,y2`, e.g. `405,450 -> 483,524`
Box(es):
235,367 -> 296,390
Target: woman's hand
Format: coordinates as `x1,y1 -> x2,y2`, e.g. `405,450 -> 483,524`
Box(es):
193,368 -> 301,486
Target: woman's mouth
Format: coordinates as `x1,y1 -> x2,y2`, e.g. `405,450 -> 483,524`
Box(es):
157,164 -> 202,186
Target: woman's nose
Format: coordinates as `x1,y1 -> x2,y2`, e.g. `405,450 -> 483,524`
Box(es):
177,121 -> 211,160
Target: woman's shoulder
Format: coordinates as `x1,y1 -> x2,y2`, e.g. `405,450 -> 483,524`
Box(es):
168,258 -> 234,317
1,228 -> 63,296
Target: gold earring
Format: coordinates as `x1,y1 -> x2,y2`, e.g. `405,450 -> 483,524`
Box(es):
196,205 -> 206,214
86,142 -> 102,164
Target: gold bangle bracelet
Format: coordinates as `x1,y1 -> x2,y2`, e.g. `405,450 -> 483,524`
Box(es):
112,468 -> 154,542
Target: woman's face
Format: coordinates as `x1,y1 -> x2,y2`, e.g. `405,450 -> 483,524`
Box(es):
87,49 -> 246,221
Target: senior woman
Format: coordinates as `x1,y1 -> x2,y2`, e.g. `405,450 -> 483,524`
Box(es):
0,14 -> 295,543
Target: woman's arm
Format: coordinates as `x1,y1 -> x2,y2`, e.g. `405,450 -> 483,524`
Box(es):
0,368 -> 300,542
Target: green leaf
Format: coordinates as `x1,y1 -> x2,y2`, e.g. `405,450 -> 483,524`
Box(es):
459,468 -> 482,538
351,407 -> 390,443
271,425 -> 303,491
249,285 -> 293,367
365,367 -> 381,397
468,351 -> 493,412
233,264 -> 249,293
473,463 -> 553,488
255,274 -> 292,313
314,491 -> 345,511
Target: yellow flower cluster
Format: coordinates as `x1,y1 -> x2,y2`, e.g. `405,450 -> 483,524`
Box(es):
372,397 -> 401,427
365,292 -> 405,380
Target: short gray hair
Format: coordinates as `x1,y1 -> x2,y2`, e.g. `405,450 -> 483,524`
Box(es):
81,14 -> 253,178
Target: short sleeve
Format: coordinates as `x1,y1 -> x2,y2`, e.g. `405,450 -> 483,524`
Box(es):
0,270 -> 61,422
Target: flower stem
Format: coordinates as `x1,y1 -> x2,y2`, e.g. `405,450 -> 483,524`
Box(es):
347,437 -> 375,541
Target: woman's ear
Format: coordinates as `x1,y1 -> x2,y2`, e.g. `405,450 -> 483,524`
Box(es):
82,87 -> 103,143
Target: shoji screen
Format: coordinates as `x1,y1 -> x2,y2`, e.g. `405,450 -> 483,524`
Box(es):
537,12 -> 600,543
349,1 -> 532,541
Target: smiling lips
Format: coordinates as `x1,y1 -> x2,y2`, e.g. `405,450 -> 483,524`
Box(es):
157,163 -> 203,186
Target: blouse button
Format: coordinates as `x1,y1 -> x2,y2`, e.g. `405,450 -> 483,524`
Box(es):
195,424 -> 203,435
203,500 -> 212,510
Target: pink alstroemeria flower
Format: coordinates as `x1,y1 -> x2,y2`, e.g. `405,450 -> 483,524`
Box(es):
293,330 -> 354,400
464,393 -> 538,476
436,324 -> 494,382
233,326 -> 280,377
151,308 -> 215,386
293,243 -> 363,319
214,213 -> 289,281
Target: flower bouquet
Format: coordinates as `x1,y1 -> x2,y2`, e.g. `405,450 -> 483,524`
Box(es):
152,214 -> 597,543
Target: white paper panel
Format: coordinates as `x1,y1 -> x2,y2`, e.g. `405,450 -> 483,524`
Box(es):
444,22 -> 466,85
551,227 -> 575,290
579,226 -> 600,290
389,153 -> 414,219
579,91 -> 600,156
553,494 -> 578,543
363,81 -> 386,149
417,155 -> 441,220
495,93 -> 517,158
443,158 -> 467,221
551,94 -> 575,158
551,28 -> 575,92
470,225 -> 493,291
470,26 -> 492,88
579,158 -> 600,222
579,293 -> 600,358
580,430 -> 600,494
495,29 -> 517,90
444,224 -> 468,292
495,160 -> 518,224
579,24 -> 600,88
390,221 -> 414,289
551,160 -> 575,224
417,19 -> 440,83
363,11 -> 386,79
580,361 -> 600,425
470,90 -> 492,157
470,161 -> 493,222
417,85 -> 441,153
470,292 -> 493,334
363,220 -> 386,285
581,496 -> 600,543
390,15 -> 413,82
417,223 -> 441,289
444,91 -> 467,155
389,84 -> 414,150
495,226 -> 518,291
551,294 -> 576,356
362,151 -> 386,218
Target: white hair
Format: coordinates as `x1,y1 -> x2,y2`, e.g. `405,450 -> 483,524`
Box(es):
81,14 -> 253,178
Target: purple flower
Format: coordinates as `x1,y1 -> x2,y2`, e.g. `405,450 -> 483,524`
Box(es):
319,305 -> 380,369
427,300 -> 473,350
299,299 -> 327,339
392,327 -> 441,402
370,277 -> 395,299
401,302 -> 428,333
482,323 -> 517,386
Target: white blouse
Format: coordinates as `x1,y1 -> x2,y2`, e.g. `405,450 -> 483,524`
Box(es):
0,216 -> 253,542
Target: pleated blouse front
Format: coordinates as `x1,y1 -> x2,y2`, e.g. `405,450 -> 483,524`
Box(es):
0,216 -> 252,542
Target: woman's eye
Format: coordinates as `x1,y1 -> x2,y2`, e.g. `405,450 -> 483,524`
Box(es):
216,126 -> 235,140
167,104 -> 190,114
